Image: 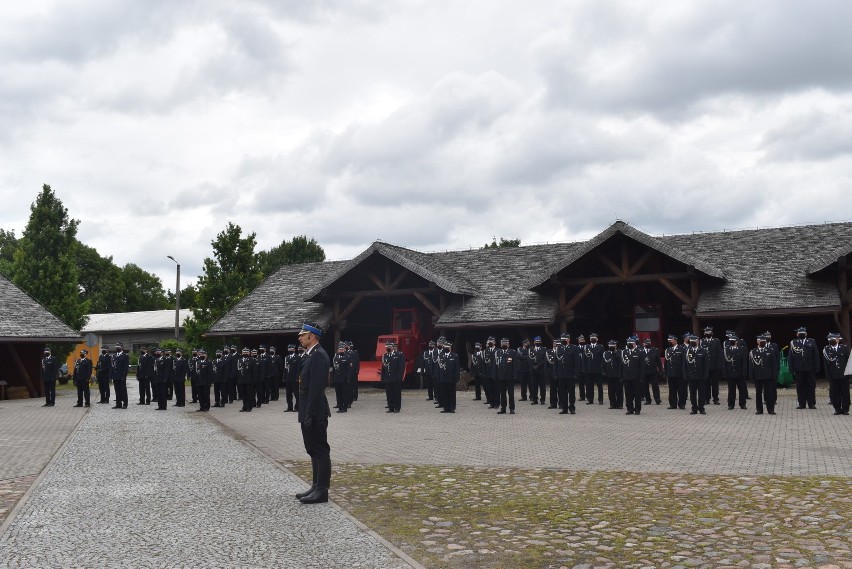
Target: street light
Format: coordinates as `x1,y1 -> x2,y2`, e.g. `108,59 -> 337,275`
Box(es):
166,255 -> 180,340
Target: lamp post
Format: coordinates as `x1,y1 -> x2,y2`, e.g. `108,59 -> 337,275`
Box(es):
166,256 -> 180,340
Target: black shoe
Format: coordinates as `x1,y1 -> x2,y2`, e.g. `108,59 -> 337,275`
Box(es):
808,405 -> 816,410
713,400 -> 720,405
155,408 -> 166,411
440,410 -> 452,413
239,409 -> 251,412
728,405 -> 735,410
530,401 -> 538,405
510,409 -> 515,414
634,411 -> 640,415
699,409 -> 706,414
285,408 -> 293,412
755,410 -> 763,415
586,401 -> 594,405
548,405 -> 557,409
393,409 -> 400,413
690,410 -> 697,415
296,486 -> 316,499
497,409 -> 506,414
175,404 -> 185,407
519,398 -> 527,401
625,411 -> 633,415
137,402 -> 145,405
569,409 -> 575,414
386,409 -> 394,413
740,405 -> 747,409
667,406 -> 677,410
644,399 -> 652,405
84,403 -> 90,407
336,409 -> 347,413
299,489 -> 329,504
795,406 -> 805,409
112,405 -> 121,409
426,397 -> 433,401
474,397 -> 482,401
768,410 -> 776,415
678,406 -> 685,410
73,403 -> 83,407
655,401 -> 662,405
559,410 -> 568,414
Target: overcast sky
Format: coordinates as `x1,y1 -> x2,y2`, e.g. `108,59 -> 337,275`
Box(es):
2,0 -> 851,289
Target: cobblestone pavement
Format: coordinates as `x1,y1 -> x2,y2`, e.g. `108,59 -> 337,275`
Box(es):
211,383 -> 852,477
0,385 -> 414,569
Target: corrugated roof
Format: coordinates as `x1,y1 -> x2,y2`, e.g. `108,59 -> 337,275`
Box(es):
82,309 -> 195,333
0,273 -> 81,342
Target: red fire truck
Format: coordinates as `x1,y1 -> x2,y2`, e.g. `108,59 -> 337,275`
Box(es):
358,307 -> 431,384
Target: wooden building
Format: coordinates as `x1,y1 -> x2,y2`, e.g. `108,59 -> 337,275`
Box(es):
207,221 -> 852,373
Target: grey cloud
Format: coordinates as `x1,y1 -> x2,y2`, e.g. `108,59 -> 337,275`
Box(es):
761,109 -> 852,162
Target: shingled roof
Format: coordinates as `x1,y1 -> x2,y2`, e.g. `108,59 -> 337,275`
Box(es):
304,241 -> 476,300
806,241 -> 852,275
527,220 -> 727,289
0,273 -> 82,342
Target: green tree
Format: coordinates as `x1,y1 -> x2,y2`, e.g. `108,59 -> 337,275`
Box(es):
10,185 -> 88,359
121,263 -> 171,311
167,283 -> 199,309
0,228 -> 17,277
257,235 -> 326,277
483,237 -> 522,249
185,222 -> 263,349
76,242 -> 125,313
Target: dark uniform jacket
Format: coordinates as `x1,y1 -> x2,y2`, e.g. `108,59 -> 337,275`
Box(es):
664,344 -> 685,378
332,352 -> 351,384
581,342 -> 605,375
516,347 -> 530,374
530,345 -> 547,373
188,356 -> 199,382
196,358 -> 213,386
620,347 -> 646,381
748,346 -> 777,381
347,349 -> 360,383
213,357 -> 226,384
73,357 -> 92,386
483,347 -> 498,380
788,337 -> 821,373
172,357 -> 189,384
237,355 -> 255,385
41,355 -> 59,382
699,336 -> 723,372
721,343 -> 748,379
682,345 -> 710,381
111,351 -> 130,382
601,349 -> 622,378
95,353 -> 112,381
298,344 -> 331,423
641,346 -> 662,378
823,344 -> 850,380
495,348 -> 518,381
137,352 -> 155,381
285,353 -> 301,383
555,344 -> 575,379
471,349 -> 484,377
154,355 -> 172,384
381,350 -> 405,383
439,351 -> 460,384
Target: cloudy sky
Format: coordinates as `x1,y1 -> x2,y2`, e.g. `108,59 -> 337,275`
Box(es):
2,0 -> 851,288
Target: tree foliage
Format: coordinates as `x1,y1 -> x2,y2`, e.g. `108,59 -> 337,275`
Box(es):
257,235 -> 326,277
167,283 -> 199,309
76,242 -> 126,313
0,228 -> 17,277
121,263 -> 170,311
483,237 -> 522,249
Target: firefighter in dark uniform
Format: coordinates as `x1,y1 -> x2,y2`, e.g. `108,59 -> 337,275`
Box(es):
295,322 -> 332,504
195,349 -> 213,412
471,342 -> 485,401
621,336 -> 646,415
582,333 -> 605,405
823,333 -> 850,415
700,326 -> 723,405
255,345 -> 269,406
789,326 -> 820,409
439,340 -> 460,413
641,338 -> 662,405
722,333 -> 749,410
172,349 -> 188,407
164,349 -> 175,399
748,334 -> 778,414
382,340 -> 404,413
544,340 -> 556,405
332,342 -> 351,413
483,337 -> 499,409
422,340 -> 437,401
529,336 -> 547,405
682,334 -> 709,415
213,349 -> 227,407
137,346 -> 154,405
226,345 -> 239,403
72,349 -> 92,407
238,348 -> 255,412
188,348 -> 200,404
269,346 -> 283,402
517,339 -> 531,401
557,334 -> 577,414
152,347 -> 170,410
111,343 -> 129,409
95,347 -> 112,404
601,340 -> 623,409
495,338 -> 517,414
346,341 -> 360,403
664,334 -> 686,409
284,344 -> 300,412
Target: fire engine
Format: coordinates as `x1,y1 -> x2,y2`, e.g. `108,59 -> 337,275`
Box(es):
358,307 -> 431,384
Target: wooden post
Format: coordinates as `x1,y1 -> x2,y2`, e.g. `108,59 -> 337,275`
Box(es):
690,278 -> 700,334
839,257 -> 851,342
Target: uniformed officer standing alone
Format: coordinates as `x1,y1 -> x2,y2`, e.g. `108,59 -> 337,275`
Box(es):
295,322 -> 332,504
72,349 -> 92,407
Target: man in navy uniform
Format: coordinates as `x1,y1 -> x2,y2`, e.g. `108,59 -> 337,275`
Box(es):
95,346 -> 112,404
422,340 -> 437,401
748,334 -> 778,415
346,341 -> 360,403
581,333 -> 605,405
295,322 -> 332,504
682,334 -> 709,415
621,336 -> 646,415
470,342 -> 485,401
238,348 -> 255,412
482,337 -> 499,409
551,333 -> 572,409
788,326 -> 820,409
601,340 -> 622,409
517,338 -> 531,402
111,343 -> 130,409
269,346 -> 283,402
152,347 -> 170,411
137,346 -> 154,405
195,349 -> 213,412
284,344 -> 300,412
381,340 -> 404,413
172,349 -> 188,407
495,338 -> 517,414
700,326 -> 723,405
722,333 -> 749,410
664,334 -> 686,410
439,340 -> 460,413
164,349 -> 175,400
823,333 -> 850,415
72,348 -> 92,407
529,336 -> 547,405
332,342 -> 351,413
641,338 -> 663,405
188,348 -> 200,404
213,349 -> 227,407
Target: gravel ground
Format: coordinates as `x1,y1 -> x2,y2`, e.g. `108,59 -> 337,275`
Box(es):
0,401 -> 412,569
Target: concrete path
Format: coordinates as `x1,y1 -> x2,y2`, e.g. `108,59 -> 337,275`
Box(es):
0,385 -> 414,569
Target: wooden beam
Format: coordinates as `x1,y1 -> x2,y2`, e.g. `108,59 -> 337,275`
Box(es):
555,272 -> 692,286
388,269 -> 409,291
558,287 -> 566,312
7,344 -> 37,397
413,291 -> 442,317
562,282 -> 596,313
597,254 -> 624,278
366,271 -> 386,292
659,277 -> 692,306
337,296 -> 363,322
626,250 -> 654,277
621,241 -> 630,277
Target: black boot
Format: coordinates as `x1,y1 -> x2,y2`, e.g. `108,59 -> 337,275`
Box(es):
299,488 -> 329,504
295,485 -> 317,499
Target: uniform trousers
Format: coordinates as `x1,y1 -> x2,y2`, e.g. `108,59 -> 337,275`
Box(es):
267,375 -> 279,401
726,376 -> 748,408
484,376 -> 498,406
441,382 -> 456,412
424,372 -> 434,399
529,369 -> 545,403
197,384 -> 211,411
518,371 -> 530,400
351,377 -> 359,402
285,382 -> 298,410
113,380 -> 128,407
153,382 -> 168,410
584,373 -> 604,404
644,373 -> 661,404
301,417 -> 331,490
75,381 -> 90,405
386,382 -> 402,411
753,379 -> 777,413
623,380 -> 643,413
138,378 -> 151,404
549,376 -> 559,407
97,377 -> 110,402
667,376 -> 686,408
558,378 -> 576,412
189,378 -> 198,402
704,370 -> 721,404
255,382 -> 265,407
214,382 -> 227,405
43,380 -> 57,405
828,378 -> 850,414
227,378 -> 237,402
173,380 -> 185,406
688,379 -> 706,412
606,376 -> 623,408
334,383 -> 349,410
793,371 -> 817,407
240,383 -> 254,411
472,373 -> 482,400
498,379 -> 515,411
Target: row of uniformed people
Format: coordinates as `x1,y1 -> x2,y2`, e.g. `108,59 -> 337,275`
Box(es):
61,343 -> 130,409
418,337 -> 461,413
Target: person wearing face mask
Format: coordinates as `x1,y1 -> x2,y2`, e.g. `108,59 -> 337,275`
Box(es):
95,346 -> 112,404
641,338 -> 662,405
788,326 -> 820,409
682,334 -> 709,415
823,333 -> 850,415
332,342 -> 351,413
72,349 -> 92,408
283,345 -> 300,412
152,348 -> 169,410
421,340 -> 437,401
621,336 -> 646,415
529,336 -> 547,405
552,333 -> 573,410
172,349 -> 188,408
482,337 -> 499,409
433,338 -> 446,409
664,334 -> 686,410
212,349 -> 227,408
195,350 -> 213,412
495,338 -> 518,414
136,346 -> 154,405
381,340 -> 404,413
601,340 -> 623,409
582,333 -> 606,406
517,338 -> 531,402
439,340 -> 459,413
722,333 -> 748,410
748,334 -> 777,414
470,342 -> 485,401
700,327 -> 723,406
111,343 -> 130,409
